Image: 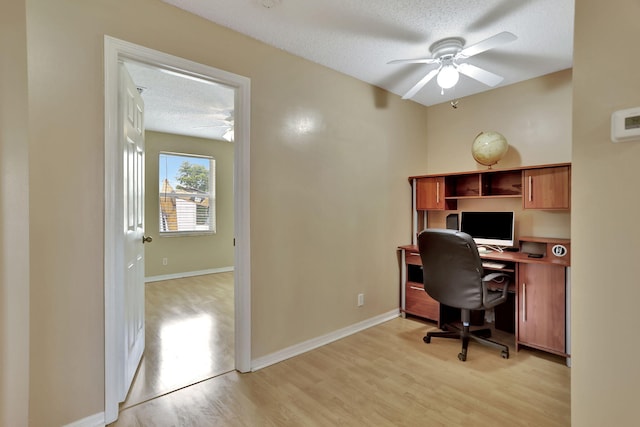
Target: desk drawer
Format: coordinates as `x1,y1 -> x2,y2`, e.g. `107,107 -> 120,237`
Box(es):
405,282 -> 439,321
406,252 -> 421,265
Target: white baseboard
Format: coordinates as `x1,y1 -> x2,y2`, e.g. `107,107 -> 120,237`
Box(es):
251,309 -> 400,371
145,266 -> 234,283
63,412 -> 105,427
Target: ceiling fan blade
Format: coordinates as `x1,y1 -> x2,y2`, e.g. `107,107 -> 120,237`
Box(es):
458,31 -> 517,58
457,63 -> 504,87
388,57 -> 439,65
401,68 -> 440,99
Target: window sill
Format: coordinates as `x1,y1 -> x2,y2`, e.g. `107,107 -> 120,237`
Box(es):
159,231 -> 216,237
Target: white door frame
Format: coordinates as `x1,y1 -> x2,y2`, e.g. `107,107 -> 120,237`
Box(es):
103,36 -> 251,424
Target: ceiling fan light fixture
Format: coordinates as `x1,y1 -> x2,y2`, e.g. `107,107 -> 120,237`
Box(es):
436,64 -> 459,89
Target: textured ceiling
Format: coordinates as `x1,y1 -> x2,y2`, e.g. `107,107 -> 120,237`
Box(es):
163,0 -> 574,107
124,61 -> 235,141
128,0 -> 574,141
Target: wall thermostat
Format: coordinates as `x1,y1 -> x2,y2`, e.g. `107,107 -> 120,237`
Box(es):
611,107 -> 640,143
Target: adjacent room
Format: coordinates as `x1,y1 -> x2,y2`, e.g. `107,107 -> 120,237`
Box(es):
118,60 -> 237,408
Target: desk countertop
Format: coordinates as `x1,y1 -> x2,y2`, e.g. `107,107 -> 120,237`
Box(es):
398,245 -> 570,267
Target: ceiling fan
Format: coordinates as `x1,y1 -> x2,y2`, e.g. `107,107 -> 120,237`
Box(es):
388,31 -> 517,99
192,109 -> 235,141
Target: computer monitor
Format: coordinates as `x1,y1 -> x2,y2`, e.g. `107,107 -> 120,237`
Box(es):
459,211 -> 515,249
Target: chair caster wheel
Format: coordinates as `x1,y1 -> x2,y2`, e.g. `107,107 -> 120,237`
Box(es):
458,352 -> 466,361
501,350 -> 509,359
423,336 -> 431,344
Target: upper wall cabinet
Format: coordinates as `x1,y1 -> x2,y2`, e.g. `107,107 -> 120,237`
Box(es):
522,166 -> 571,210
411,163 -> 571,211
415,176 -> 453,210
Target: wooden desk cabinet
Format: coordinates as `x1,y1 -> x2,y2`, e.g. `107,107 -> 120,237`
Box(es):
401,248 -> 440,324
399,237 -> 571,358
415,176 -> 449,210
523,166 -> 571,210
403,163 -> 571,360
517,263 -> 566,354
410,162 -> 571,211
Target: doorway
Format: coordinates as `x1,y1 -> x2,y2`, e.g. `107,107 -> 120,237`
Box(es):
104,36 -> 251,424
124,58 -> 237,407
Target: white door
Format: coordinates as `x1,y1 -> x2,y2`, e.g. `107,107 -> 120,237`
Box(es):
119,62 -> 146,400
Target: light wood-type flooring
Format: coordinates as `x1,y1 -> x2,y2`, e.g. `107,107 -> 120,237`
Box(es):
121,272 -> 235,409
112,292 -> 571,426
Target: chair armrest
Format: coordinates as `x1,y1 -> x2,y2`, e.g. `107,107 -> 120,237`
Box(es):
481,272 -> 511,308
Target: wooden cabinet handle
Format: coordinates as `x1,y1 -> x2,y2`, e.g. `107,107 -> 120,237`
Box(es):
436,181 -> 440,204
522,283 -> 527,322
528,175 -> 533,202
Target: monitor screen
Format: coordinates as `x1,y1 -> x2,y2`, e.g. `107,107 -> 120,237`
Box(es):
459,211 -> 515,248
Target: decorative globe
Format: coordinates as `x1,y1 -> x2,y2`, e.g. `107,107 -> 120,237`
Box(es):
472,131 -> 509,168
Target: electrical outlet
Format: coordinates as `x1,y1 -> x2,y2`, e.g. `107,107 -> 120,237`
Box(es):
357,293 -> 364,307
162,257 -> 168,266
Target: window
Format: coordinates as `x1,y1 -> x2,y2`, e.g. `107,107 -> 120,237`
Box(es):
159,152 -> 215,234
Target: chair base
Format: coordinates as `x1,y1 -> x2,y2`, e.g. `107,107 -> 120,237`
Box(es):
423,322 -> 509,361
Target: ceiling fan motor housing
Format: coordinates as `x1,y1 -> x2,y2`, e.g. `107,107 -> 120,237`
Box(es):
430,37 -> 465,59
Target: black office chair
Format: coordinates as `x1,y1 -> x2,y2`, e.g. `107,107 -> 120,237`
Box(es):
418,229 -> 511,361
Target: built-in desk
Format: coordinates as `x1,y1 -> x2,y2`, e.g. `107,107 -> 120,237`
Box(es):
399,236 -> 571,360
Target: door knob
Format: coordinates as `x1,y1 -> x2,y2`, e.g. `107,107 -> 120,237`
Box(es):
142,236 -> 153,244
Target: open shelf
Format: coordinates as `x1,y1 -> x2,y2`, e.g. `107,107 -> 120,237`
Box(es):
444,170 -> 522,199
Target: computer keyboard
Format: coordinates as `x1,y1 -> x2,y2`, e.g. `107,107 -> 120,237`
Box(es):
482,261 -> 507,269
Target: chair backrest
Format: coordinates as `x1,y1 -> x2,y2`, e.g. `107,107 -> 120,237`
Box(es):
417,229 -> 484,310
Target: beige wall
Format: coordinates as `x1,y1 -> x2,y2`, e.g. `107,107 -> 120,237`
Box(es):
23,0 -> 428,424
249,61 -> 428,356
425,70 -> 572,240
0,1 -> 30,426
426,69 -> 572,174
144,131 -> 234,278
572,1 -> 640,425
